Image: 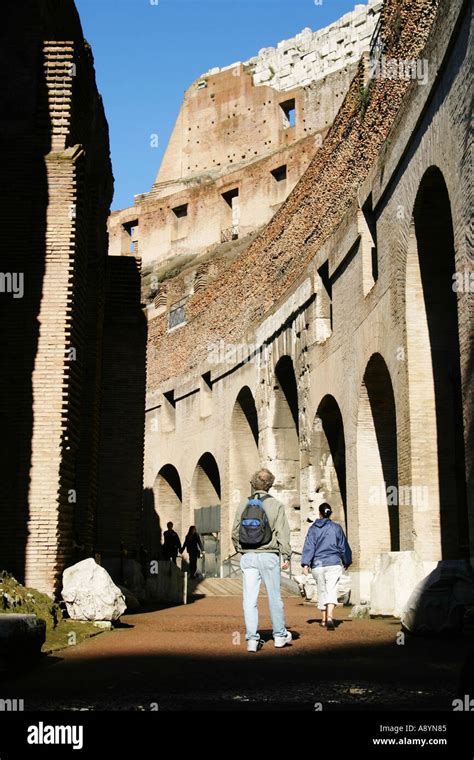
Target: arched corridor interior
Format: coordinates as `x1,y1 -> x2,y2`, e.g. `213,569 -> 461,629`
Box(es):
357,353 -> 399,567
152,464 -> 183,540
190,453 -> 221,518
309,395 -> 347,530
407,166 -> 469,558
267,356 -> 300,544
229,387 -> 260,549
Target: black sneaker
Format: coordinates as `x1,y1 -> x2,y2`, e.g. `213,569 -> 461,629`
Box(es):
327,618 -> 335,631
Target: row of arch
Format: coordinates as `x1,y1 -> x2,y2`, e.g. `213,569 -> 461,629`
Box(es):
151,166 -> 469,564
153,355 -> 397,552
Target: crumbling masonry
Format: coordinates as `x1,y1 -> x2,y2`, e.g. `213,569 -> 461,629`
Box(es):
141,0 -> 473,608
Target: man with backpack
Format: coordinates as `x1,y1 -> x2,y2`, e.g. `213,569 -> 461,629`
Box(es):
232,467 -> 292,652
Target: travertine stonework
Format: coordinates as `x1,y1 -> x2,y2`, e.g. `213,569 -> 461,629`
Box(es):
144,0 -> 473,605
108,0 -> 382,304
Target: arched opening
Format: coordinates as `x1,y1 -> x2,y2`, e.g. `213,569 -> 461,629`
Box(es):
406,166 -> 468,558
152,464 -> 183,543
229,387 -> 260,543
309,395 -> 347,529
357,353 -> 399,567
190,452 -> 221,516
190,453 -> 221,576
268,356 -> 300,542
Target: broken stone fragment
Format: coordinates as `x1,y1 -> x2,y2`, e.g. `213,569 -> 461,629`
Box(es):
61,558 -> 126,622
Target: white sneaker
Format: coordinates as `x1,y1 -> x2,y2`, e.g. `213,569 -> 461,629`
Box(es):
274,630 -> 292,648
247,639 -> 262,652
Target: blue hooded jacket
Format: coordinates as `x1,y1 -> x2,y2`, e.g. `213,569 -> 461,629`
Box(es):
301,518 -> 352,568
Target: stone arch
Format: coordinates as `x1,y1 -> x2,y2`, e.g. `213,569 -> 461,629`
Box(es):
309,395 -> 347,530
190,452 -> 221,517
153,464 -> 183,539
267,355 -> 300,541
357,353 -> 399,568
406,165 -> 468,559
229,386 -> 260,525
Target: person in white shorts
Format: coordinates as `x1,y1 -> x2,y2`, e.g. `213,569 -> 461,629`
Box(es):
301,503 -> 352,630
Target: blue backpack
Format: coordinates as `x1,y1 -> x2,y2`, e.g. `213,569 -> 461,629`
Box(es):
239,494 -> 272,548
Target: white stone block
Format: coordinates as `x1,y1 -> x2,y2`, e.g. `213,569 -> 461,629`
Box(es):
254,70 -> 272,85
221,62 -> 241,73
280,76 -> 297,90
354,14 -> 367,28
369,551 -> 426,618
62,558 -> 127,622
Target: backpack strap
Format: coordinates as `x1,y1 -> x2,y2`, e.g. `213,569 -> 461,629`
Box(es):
247,493 -> 270,508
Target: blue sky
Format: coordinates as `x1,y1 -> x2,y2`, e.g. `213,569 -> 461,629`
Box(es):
75,0 -> 360,210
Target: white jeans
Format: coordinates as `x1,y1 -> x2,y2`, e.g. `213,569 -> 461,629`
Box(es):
312,564 -> 342,610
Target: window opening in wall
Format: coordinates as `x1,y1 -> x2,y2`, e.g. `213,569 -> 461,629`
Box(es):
200,372 -> 213,418
222,188 -> 239,207
280,99 -> 296,128
318,260 -> 333,332
221,188 -> 239,242
161,392 -> 176,433
123,220 -> 138,254
363,193 -> 378,282
271,165 -> 287,182
164,390 -> 176,408
168,300 -> 186,331
172,204 -> 188,218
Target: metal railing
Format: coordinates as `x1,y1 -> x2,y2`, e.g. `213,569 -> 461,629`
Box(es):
221,550 -> 302,581
222,552 -> 241,578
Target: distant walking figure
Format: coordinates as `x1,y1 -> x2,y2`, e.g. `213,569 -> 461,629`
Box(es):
162,521 -> 181,564
181,525 -> 204,578
232,467 -> 292,652
301,503 -> 352,630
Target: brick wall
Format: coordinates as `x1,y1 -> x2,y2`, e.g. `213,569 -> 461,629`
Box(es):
0,0 -> 114,596
97,255 -> 146,558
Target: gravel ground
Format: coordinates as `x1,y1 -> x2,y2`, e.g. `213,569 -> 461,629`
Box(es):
2,597 -> 471,711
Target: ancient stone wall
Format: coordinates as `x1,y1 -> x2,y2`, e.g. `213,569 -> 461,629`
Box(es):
216,0 -> 382,91
144,0 -> 473,606
0,0 -> 114,596
97,255 -> 147,558
108,1 -> 382,284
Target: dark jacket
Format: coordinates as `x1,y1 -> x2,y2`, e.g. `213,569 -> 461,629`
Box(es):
163,529 -> 181,552
301,518 -> 352,568
182,532 -> 203,556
